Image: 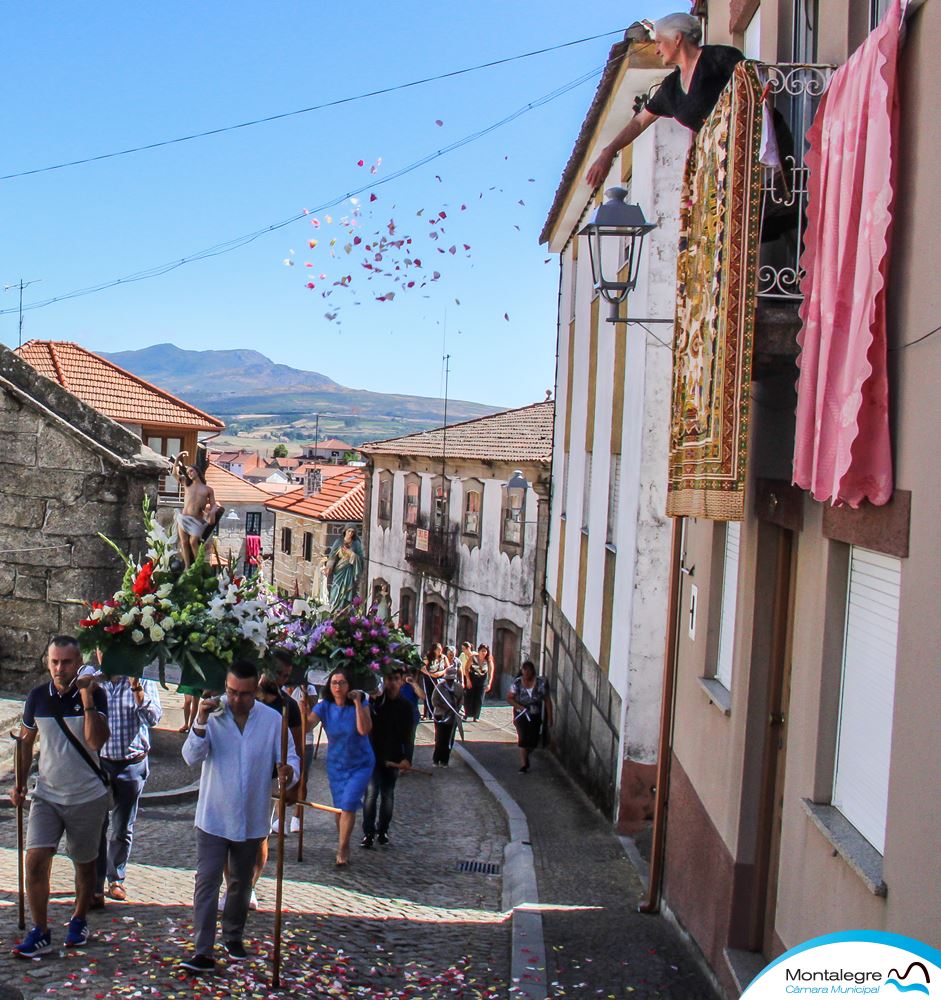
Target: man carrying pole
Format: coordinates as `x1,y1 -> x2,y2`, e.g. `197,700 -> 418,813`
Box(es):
10,732 -> 26,931
178,660 -> 298,975
9,637 -> 110,958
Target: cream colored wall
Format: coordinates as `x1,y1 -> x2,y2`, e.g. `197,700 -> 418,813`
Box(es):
772,0 -> 941,950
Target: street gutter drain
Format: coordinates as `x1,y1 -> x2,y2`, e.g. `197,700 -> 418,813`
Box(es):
457,860 -> 501,875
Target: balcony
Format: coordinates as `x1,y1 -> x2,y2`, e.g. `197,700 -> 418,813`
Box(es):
757,62 -> 835,302
405,523 -> 458,580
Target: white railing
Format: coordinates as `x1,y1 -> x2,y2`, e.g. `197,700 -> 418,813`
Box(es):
757,63 -> 835,300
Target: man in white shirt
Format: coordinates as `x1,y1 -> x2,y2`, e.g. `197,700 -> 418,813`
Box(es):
179,660 -> 299,974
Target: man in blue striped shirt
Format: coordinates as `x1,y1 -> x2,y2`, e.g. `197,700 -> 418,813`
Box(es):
95,674 -> 162,905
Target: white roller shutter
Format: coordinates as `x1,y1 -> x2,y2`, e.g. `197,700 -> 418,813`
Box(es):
715,522 -> 741,691
832,547 -> 901,854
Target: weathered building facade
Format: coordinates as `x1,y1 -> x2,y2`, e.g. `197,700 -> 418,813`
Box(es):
0,345 -> 164,688
539,37 -> 684,826
361,402 -> 552,698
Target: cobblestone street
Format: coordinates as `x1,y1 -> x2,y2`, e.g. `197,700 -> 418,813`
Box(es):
0,697 -> 509,999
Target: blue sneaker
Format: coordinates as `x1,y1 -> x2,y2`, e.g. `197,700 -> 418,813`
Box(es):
64,916 -> 88,948
14,925 -> 52,959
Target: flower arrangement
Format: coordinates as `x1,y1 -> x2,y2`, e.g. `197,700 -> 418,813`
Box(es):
307,596 -> 422,692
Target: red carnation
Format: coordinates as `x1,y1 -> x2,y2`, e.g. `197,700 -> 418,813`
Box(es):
103,624 -> 126,634
132,561 -> 156,597
78,618 -> 97,628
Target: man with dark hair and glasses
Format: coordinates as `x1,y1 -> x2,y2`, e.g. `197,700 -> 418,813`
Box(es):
10,636 -> 110,958
179,661 -> 299,975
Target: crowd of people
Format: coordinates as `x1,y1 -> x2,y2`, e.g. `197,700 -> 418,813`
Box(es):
8,633 -> 554,974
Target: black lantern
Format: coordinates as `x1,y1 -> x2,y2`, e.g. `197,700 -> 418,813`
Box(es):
505,470 -> 528,523
577,187 -> 656,322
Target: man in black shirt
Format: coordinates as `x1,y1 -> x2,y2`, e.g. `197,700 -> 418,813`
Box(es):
586,13 -> 744,188
361,669 -> 416,848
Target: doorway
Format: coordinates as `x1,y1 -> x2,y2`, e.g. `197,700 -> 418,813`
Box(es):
423,600 -> 447,650
493,622 -> 522,699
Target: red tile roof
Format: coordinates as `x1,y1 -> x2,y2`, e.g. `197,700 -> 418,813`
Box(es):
361,400 -> 554,464
204,462 -> 270,504
16,340 -> 224,431
304,438 -> 355,451
264,469 -> 365,522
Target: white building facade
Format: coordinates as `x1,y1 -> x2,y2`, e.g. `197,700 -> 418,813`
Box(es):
361,403 -> 552,698
540,36 -> 686,828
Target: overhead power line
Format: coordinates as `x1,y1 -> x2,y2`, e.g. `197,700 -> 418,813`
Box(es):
1,29 -> 627,182
0,64 -> 607,318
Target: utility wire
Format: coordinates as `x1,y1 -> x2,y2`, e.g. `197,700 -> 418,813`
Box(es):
0,65 -> 606,318
889,322 -> 941,351
1,29 -> 627,182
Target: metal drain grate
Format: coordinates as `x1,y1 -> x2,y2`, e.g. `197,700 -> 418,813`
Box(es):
457,860 -> 501,875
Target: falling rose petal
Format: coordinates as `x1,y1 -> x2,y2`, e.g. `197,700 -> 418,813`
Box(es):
518,199 -> 526,206
504,312 -> 510,320
350,197 -> 360,206
311,218 -> 320,227
309,240 -> 318,249
370,193 -> 378,202
344,243 -> 352,254
413,258 -> 421,266
435,119 -> 444,126
306,282 -> 315,289
305,262 -> 314,268
353,236 -> 362,245
329,238 -> 337,246
455,298 -> 461,305
325,214 -> 333,223
435,175 -> 442,182
463,244 -> 471,250
357,159 -> 365,166
448,245 -> 457,254
432,271 -> 441,280
461,203 -> 467,211
282,259 -> 294,266
320,273 -> 327,279
438,211 -> 447,219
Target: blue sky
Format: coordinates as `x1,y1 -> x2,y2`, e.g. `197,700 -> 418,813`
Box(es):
1,1 -> 676,409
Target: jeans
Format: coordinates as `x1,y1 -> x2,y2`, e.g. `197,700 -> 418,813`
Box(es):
96,758 -> 149,889
193,829 -> 262,955
362,765 -> 399,836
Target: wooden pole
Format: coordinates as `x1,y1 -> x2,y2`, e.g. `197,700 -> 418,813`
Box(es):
272,796 -> 341,815
271,705 -> 289,989
296,690 -> 307,862
10,732 -> 25,930
313,722 -> 324,759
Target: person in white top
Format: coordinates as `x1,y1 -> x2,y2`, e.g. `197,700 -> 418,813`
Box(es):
179,660 -> 299,975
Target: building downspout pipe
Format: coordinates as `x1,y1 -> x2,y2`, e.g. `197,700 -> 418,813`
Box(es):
639,515 -> 683,914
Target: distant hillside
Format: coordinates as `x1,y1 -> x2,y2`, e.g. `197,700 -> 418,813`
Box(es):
103,343 -> 502,447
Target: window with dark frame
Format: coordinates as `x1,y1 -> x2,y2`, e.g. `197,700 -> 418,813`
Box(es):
377,472 -> 393,526
245,511 -> 262,535
280,527 -> 292,554
399,589 -> 414,630
302,532 -> 313,562
463,488 -> 481,536
433,480 -> 449,532
404,479 -> 420,526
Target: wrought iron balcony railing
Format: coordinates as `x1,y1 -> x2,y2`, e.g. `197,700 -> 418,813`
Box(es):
404,523 -> 458,579
757,63 -> 835,301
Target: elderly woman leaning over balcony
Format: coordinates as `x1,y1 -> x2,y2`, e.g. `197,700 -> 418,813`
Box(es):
585,12 -> 744,188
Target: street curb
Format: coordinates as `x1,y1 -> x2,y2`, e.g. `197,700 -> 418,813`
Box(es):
141,781 -> 200,805
453,744 -> 547,1000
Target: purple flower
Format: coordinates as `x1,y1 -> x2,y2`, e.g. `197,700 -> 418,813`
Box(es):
369,661 -> 380,671
325,625 -> 336,637
352,595 -> 363,607
369,629 -> 378,638
354,630 -> 364,642
344,647 -> 355,658
370,646 -> 380,656
382,656 -> 392,665
350,615 -> 361,626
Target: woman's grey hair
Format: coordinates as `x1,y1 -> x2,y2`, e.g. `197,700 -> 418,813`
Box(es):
654,13 -> 703,46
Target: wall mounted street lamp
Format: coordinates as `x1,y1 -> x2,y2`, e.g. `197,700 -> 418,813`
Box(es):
577,186 -> 673,327
225,509 -> 241,522
505,470 -> 529,523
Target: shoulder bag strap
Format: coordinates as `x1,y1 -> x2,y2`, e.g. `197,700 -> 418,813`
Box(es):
51,698 -> 109,787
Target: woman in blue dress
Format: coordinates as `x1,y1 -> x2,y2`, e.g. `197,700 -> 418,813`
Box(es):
309,668 -> 374,865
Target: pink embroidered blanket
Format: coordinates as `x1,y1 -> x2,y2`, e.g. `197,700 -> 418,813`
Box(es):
792,0 -> 900,507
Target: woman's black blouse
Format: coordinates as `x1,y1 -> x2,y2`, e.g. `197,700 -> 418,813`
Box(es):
646,45 -> 745,132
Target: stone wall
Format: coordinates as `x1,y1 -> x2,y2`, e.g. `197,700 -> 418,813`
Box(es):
543,594 -> 622,818
0,347 -> 164,690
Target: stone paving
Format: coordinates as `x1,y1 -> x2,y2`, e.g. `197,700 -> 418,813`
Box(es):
0,703 -> 510,999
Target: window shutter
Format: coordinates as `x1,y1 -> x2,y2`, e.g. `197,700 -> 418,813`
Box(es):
715,522 -> 741,690
832,548 -> 900,854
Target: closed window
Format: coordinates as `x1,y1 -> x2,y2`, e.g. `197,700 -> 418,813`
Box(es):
715,522 -> 741,691
464,489 -> 482,536
302,532 -> 313,562
502,505 -> 522,546
832,548 -> 900,854
433,480 -> 449,531
870,0 -> 891,28
377,472 -> 392,527
246,512 -> 262,535
280,527 -> 292,554
399,588 -> 415,631
606,454 -> 621,545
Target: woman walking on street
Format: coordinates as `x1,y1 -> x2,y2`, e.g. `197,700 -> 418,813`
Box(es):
307,669 -> 374,866
420,643 -> 447,721
464,643 -> 495,722
431,667 -> 464,767
507,661 -> 552,773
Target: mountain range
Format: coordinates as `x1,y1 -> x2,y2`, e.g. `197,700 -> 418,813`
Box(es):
103,343 -> 501,447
